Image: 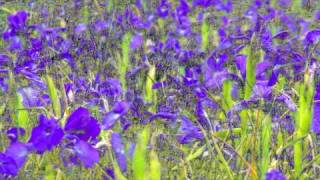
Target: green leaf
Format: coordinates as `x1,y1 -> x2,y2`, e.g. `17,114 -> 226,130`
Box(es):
120,32 -> 132,91
201,19 -> 209,51
44,164 -> 56,180
8,71 -> 29,128
260,115 -> 271,180
294,72 -> 315,178
132,126 -> 150,180
186,145 -> 206,162
150,150 -> 161,180
0,104 -> 6,116
16,93 -> 29,128
145,65 -> 156,103
113,159 -> 127,180
222,80 -> 234,111
46,75 -> 61,118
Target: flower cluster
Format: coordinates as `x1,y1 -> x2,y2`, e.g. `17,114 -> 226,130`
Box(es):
0,0 -> 319,179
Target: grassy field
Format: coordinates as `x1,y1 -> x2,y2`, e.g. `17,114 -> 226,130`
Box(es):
0,0 -> 320,179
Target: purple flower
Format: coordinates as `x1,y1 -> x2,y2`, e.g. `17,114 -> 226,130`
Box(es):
9,36 -> 23,50
5,142 -> 29,170
102,102 -> 130,130
183,67 -> 200,86
192,0 -> 213,7
100,78 -> 122,98
176,0 -> 190,17
18,87 -> 44,108
64,107 -> 101,141
0,153 -> 18,176
177,116 -> 204,144
28,114 -> 64,154
7,10 -> 29,31
152,81 -> 169,89
265,169 -> 287,180
94,20 -> 108,32
0,54 -> 10,65
64,83 -> 74,102
6,127 -> 25,143
251,84 -> 272,99
104,167 -> 115,179
276,94 -> 297,112
157,0 -> 171,18
0,141 -> 29,176
131,34 -> 144,50
273,31 -> 290,40
312,82 -> 320,134
235,55 -> 247,79
75,23 -> 87,34
149,112 -> 177,121
111,133 -> 127,172
277,0 -> 291,8
315,10 -> 320,21
196,98 -> 219,128
216,0 -> 233,13
304,29 -> 320,45
73,140 -> 99,168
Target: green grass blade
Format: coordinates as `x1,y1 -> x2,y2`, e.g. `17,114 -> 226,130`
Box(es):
186,145 -> 206,162
8,71 -> 29,128
82,1 -> 89,24
222,80 -> 234,111
113,160 -> 127,180
294,72 -> 315,178
150,150 -> 161,180
201,18 -> 209,51
145,64 -> 156,103
16,93 -> 29,128
132,126 -> 150,180
260,115 -> 271,180
46,75 -> 61,118
145,64 -> 157,112
120,32 -> 132,91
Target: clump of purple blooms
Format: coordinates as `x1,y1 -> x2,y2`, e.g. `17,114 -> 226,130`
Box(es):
0,0 -> 320,179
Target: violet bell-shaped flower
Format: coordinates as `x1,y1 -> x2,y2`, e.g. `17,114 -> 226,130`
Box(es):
28,114 -> 64,154
64,107 -> 100,141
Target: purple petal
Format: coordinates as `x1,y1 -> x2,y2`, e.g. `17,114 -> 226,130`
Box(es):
0,54 -> 10,65
256,61 -> 272,78
304,29 -> 320,45
6,127 -> 25,143
111,133 -> 127,172
157,0 -> 171,18
149,112 -> 177,121
5,142 -> 29,169
131,34 -> 144,50
265,169 -> 287,180
102,102 -> 130,130
273,31 -> 290,40
276,94 -> 297,111
312,83 -> 320,134
28,114 -> 64,154
100,78 -> 122,97
235,55 -> 247,79
73,140 -> 99,168
177,116 -> 204,144
75,23 -> 87,34
7,10 -> 29,31
9,36 -> 23,50
65,107 -> 101,141
0,153 -> 18,176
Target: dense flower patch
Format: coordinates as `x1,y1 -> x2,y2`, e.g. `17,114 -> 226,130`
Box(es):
0,0 -> 319,179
